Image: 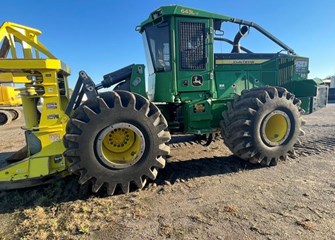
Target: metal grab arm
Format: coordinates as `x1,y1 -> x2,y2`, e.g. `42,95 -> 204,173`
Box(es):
65,71 -> 97,115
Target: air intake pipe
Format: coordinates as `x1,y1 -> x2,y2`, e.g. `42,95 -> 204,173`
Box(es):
231,25 -> 249,53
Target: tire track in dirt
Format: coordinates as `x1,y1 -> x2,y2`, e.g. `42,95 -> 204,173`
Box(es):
295,136 -> 335,157
0,105 -> 334,240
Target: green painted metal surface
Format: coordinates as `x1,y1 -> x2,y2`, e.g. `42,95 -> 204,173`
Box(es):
138,5 -> 231,30
129,64 -> 147,97
136,5 -> 326,135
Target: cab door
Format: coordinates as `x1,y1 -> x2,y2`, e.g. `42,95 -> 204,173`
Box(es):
176,18 -> 212,93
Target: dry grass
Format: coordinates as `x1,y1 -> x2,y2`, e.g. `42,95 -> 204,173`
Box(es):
0,177 -> 147,239
11,194 -> 146,239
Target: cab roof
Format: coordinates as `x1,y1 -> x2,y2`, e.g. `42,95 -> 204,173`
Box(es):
138,5 -> 232,31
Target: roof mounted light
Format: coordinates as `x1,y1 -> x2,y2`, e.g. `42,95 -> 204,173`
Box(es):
152,10 -> 162,20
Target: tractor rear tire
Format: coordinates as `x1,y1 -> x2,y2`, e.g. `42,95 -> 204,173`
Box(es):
64,90 -> 170,195
221,86 -> 304,166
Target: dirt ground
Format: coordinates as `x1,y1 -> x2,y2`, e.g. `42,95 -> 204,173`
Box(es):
0,104 -> 334,240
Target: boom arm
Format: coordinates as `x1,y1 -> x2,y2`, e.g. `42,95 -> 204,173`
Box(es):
227,18 -> 296,55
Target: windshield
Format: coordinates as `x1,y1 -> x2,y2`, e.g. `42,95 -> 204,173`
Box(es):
142,22 -> 171,73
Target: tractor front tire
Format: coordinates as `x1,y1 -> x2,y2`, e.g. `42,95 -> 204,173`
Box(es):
221,86 -> 304,166
64,91 -> 170,195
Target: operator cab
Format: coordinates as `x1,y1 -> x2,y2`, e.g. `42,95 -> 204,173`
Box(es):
138,6 -> 213,102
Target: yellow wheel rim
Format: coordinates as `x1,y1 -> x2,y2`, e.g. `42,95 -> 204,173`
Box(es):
103,128 -> 136,153
96,123 -> 145,169
262,110 -> 291,146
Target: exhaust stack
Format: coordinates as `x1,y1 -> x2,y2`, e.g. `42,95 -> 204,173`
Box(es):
231,25 -> 249,53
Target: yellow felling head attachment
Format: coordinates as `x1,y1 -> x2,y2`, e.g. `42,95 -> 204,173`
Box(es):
0,21 -> 70,83
0,21 -> 56,59
0,21 -> 72,188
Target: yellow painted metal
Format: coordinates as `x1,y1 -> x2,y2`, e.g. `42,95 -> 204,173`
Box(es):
0,22 -> 72,185
0,86 -> 22,105
0,22 -> 56,59
265,113 -> 288,142
101,128 -> 142,165
0,60 -> 70,79
104,128 -> 136,153
0,73 -> 13,82
0,141 -> 66,181
20,96 -> 39,128
0,160 -> 29,180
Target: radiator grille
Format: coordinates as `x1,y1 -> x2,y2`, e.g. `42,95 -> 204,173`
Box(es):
179,22 -> 206,70
278,58 -> 294,85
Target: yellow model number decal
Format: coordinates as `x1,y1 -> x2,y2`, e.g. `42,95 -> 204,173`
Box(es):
216,59 -> 269,65
181,8 -> 197,15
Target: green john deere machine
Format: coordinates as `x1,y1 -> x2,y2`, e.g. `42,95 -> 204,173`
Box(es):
0,6 -> 327,195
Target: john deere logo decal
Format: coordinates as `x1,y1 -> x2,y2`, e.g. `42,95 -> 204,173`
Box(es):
191,75 -> 203,86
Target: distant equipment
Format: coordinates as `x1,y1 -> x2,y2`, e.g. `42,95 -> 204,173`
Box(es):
329,76 -> 335,100
331,76 -> 335,88
0,85 -> 22,125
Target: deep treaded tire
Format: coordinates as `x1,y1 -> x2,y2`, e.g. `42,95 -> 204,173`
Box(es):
221,86 -> 304,166
64,90 -> 171,195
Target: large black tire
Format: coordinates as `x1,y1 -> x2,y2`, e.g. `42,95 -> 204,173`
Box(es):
221,86 -> 304,166
8,109 -> 21,121
64,90 -> 171,195
0,110 -> 12,125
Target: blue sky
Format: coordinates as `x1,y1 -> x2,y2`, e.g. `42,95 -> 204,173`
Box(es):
1,0 -> 334,87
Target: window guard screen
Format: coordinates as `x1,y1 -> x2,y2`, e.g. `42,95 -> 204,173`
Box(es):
179,22 -> 206,70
